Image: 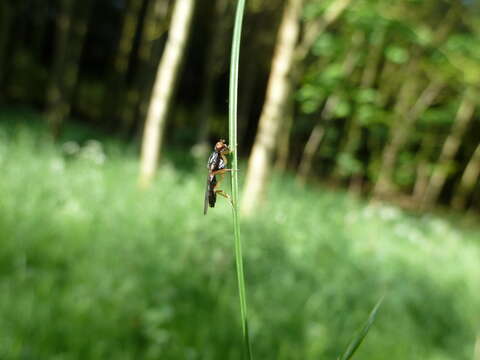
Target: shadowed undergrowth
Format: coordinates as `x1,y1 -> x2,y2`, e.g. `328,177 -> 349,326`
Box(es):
0,112 -> 479,360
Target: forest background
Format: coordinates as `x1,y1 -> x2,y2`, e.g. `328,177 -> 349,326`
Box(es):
0,0 -> 480,359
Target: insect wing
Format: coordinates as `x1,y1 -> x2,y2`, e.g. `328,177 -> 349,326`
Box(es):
204,175 -> 211,215
207,152 -> 218,171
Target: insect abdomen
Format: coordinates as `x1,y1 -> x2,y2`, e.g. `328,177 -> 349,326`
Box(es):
208,176 -> 217,208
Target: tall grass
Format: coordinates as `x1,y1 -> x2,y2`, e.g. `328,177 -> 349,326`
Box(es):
0,112 -> 480,359
228,0 -> 252,358
339,296 -> 384,360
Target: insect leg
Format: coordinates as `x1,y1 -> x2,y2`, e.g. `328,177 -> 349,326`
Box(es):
213,172 -> 234,209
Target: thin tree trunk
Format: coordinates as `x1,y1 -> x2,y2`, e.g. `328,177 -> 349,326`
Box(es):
360,27 -> 386,88
345,28 -> 386,192
242,0 -> 355,215
237,55 -> 257,143
372,9 -> 457,196
373,76 -> 443,198
295,0 -> 354,60
63,0 -> 93,108
32,0 -> 48,56
421,89 -> 476,208
377,61 -> 400,108
297,123 -> 325,182
45,0 -> 74,136
45,0 -> 91,137
296,95 -> 338,184
241,0 -> 303,216
274,97 -> 294,172
121,0 -> 170,138
412,133 -> 437,203
103,0 -> 144,126
296,31 -> 364,185
139,0 -> 195,188
451,143 -> 480,210
4,2 -> 29,100
281,0 -> 354,169
194,0 -> 230,154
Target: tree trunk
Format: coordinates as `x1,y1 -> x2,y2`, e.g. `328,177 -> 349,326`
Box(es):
280,0 -> 354,178
103,0 -> 144,126
4,2 -> 29,100
121,0 -> 170,138
241,0 -> 354,214
297,122 -> 326,182
372,8 -> 458,199
344,28 -> 386,192
45,0 -> 92,137
139,0 -> 195,188
377,61 -> 400,108
32,0 -> 48,56
237,55 -> 257,143
241,0 -> 303,216
421,89 -> 476,208
45,0 -> 74,136
451,143 -> 480,210
360,27 -> 386,88
296,95 -> 338,184
194,0 -> 231,154
412,133 -> 436,203
373,76 -> 443,198
295,0 -> 354,60
299,31 -> 364,184
274,97 -> 294,172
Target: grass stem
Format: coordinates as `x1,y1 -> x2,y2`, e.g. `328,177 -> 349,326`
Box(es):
228,0 -> 252,358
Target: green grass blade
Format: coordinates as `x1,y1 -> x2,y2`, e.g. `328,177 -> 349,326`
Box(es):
339,295 -> 385,360
228,0 -> 252,359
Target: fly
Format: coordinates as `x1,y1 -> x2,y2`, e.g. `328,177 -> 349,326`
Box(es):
204,139 -> 232,215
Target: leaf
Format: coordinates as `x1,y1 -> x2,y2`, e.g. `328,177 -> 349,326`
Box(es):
355,88 -> 378,104
385,46 -> 409,64
333,100 -> 351,118
338,295 -> 385,360
337,152 -> 362,175
312,33 -> 338,57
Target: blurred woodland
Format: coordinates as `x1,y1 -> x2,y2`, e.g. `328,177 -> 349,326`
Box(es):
0,0 -> 479,214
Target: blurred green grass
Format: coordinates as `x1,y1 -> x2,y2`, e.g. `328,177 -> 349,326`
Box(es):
0,109 -> 479,360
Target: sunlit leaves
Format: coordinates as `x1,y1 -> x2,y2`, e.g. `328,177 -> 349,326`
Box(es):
355,88 -> 378,104
337,152 -> 363,176
297,84 -> 326,114
312,33 -> 339,57
385,45 -> 409,64
333,99 -> 351,117
303,0 -> 332,20
440,34 -> 480,84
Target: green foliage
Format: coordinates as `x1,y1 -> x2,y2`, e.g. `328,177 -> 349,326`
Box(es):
311,33 -> 340,57
385,46 -> 409,64
0,116 -> 479,359
337,152 -> 363,176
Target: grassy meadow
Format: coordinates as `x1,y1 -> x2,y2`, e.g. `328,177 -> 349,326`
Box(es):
0,109 -> 479,359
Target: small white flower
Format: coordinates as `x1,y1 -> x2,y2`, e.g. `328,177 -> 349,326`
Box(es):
80,140 -> 106,165
378,205 -> 400,221
62,141 -> 80,155
50,158 -> 65,173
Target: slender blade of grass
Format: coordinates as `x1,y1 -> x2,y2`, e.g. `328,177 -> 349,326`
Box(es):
228,0 -> 252,359
338,295 -> 385,360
